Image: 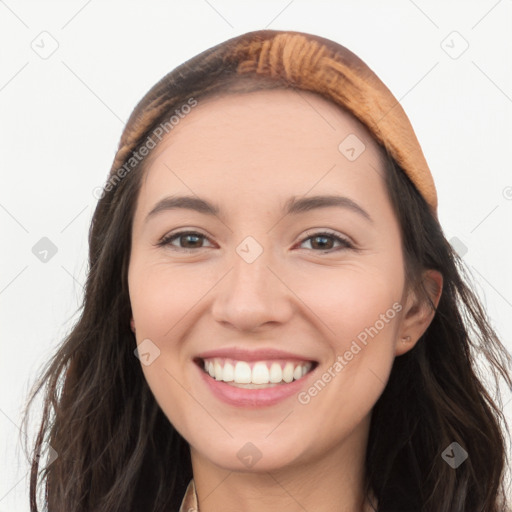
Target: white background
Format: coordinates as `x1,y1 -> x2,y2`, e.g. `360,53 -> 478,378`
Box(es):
1,1 -> 511,509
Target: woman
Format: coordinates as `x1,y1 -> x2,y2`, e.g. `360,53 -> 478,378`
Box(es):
22,30 -> 512,511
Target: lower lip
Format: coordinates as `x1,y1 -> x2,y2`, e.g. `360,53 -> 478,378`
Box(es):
197,363 -> 316,408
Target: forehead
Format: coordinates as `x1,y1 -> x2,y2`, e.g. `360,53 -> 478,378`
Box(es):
137,89 -> 387,215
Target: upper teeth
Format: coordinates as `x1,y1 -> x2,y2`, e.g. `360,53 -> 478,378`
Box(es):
203,358 -> 313,384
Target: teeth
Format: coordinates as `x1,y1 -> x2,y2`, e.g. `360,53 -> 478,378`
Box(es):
222,361 -> 234,382
201,357 -> 313,385
269,362 -> 282,383
214,360 -> 223,381
283,362 -> 294,383
253,362 -> 271,384
234,361 -> 251,383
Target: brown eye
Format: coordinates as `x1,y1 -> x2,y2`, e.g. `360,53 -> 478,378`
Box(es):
156,230 -> 353,253
299,231 -> 353,252
158,231 -> 212,251
177,233 -> 203,248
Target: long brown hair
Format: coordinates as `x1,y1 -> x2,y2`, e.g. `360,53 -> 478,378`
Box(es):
21,29 -> 512,511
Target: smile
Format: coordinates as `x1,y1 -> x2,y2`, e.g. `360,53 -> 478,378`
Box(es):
198,357 -> 316,387
194,354 -> 319,407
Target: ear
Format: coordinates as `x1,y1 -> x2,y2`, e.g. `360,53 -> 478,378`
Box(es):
130,317 -> 136,333
395,269 -> 443,356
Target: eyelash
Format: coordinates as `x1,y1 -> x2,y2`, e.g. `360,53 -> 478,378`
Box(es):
156,229 -> 354,253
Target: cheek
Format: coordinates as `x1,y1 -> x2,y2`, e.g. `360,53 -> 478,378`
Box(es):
291,264 -> 402,416
293,262 -> 403,343
129,260 -> 207,438
128,260 -> 213,413
128,259 -> 207,333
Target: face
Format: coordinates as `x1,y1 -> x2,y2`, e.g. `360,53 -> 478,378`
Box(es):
128,89 -> 432,474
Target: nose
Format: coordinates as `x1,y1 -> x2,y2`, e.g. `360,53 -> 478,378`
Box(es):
210,245 -> 294,333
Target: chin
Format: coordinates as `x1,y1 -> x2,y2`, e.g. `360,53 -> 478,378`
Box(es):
195,438 -> 305,473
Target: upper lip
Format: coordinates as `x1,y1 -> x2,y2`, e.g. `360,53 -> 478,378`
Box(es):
195,347 -> 318,363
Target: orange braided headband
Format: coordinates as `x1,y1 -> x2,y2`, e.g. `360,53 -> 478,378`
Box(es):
222,30 -> 438,216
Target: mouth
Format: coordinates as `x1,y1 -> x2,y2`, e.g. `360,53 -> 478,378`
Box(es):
193,357 -> 319,389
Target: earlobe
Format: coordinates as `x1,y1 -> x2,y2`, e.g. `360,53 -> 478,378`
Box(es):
130,317 -> 136,333
395,269 -> 443,356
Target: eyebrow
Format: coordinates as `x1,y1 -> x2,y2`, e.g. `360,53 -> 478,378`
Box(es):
145,194 -> 373,224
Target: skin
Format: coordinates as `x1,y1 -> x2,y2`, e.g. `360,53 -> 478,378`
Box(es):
128,89 -> 443,512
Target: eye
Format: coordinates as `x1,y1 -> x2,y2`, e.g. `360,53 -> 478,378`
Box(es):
157,230 -> 213,252
156,229 -> 354,253
297,230 -> 354,252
